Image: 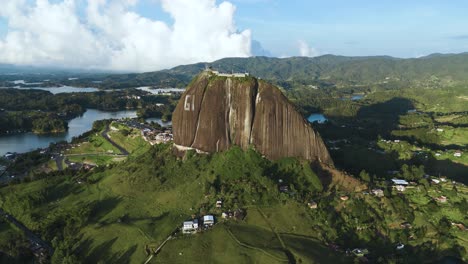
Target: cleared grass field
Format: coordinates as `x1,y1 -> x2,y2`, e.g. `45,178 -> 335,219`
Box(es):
67,133 -> 121,155
67,155 -> 123,166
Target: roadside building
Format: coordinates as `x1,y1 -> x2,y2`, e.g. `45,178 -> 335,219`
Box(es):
435,196 -> 447,203
203,215 -> 215,227
391,179 -> 409,185
371,189 -> 384,197
307,201 -> 318,209
395,185 -> 406,192
182,219 -> 199,233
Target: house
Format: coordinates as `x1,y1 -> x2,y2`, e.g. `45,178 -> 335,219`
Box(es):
435,196 -> 447,203
4,152 -> 16,160
396,243 -> 405,250
451,222 -> 466,231
279,185 -> 289,193
203,215 -> 215,227
351,248 -> 369,257
395,185 -> 406,192
307,201 -> 318,209
394,140 -> 400,143
400,222 -> 412,229
340,195 -> 349,201
440,177 -> 447,182
435,153 -> 442,157
432,179 -> 440,184
371,189 -> 384,197
391,179 -> 409,185
436,128 -> 444,132
454,152 -> 462,157
216,200 -> 222,208
182,219 -> 199,233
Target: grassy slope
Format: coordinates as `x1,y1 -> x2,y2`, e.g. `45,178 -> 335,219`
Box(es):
0,144 -> 466,263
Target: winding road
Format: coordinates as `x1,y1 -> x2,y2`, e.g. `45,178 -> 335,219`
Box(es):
0,208 -> 54,255
101,126 -> 129,155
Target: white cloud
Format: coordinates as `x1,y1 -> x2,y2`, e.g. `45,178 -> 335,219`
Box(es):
298,40 -> 318,57
0,0 -> 252,72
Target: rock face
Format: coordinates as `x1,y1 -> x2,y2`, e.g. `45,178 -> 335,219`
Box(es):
172,71 -> 333,165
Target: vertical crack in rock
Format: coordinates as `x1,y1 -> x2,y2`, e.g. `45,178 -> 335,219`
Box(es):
225,78 -> 232,146
190,80 -> 209,148
249,79 -> 259,145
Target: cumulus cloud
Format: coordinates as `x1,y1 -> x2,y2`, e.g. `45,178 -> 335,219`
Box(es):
298,40 -> 318,57
0,0 -> 252,72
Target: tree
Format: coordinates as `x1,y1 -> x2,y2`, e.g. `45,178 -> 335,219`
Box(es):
359,170 -> 371,182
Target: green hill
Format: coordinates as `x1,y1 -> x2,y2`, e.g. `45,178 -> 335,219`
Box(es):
0,142 -> 466,263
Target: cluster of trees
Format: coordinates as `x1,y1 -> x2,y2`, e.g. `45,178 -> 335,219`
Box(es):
0,111 -> 67,134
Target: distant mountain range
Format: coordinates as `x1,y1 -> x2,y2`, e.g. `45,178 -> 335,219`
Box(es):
161,52 -> 468,85
2,52 -> 468,89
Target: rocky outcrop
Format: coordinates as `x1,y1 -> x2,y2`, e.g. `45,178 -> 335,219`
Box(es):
172,71 -> 333,165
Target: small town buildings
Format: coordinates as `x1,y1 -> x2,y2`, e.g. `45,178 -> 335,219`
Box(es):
392,179 -> 409,185
351,248 -> 369,257
203,215 -> 215,227
340,195 -> 349,201
435,196 -> 447,203
395,185 -> 406,192
3,152 -> 16,160
451,222 -> 466,231
371,189 -> 384,197
400,222 -> 412,229
307,201 -> 318,209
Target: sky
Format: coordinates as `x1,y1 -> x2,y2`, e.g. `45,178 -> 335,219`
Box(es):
0,0 -> 467,72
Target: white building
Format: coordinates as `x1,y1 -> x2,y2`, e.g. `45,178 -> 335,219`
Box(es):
182,219 -> 199,233
391,179 -> 409,185
395,185 -> 406,192
371,189 -> 384,197
203,215 -> 215,226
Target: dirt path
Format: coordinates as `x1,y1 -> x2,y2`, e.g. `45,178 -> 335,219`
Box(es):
256,207 -> 296,264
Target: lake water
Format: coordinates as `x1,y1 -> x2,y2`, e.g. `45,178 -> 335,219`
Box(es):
0,109 -> 137,156
308,113 -> 328,123
2,86 -> 100,94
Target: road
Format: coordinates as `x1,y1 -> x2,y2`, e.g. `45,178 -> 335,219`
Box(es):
0,208 -> 54,255
55,155 -> 64,171
101,126 -> 129,155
